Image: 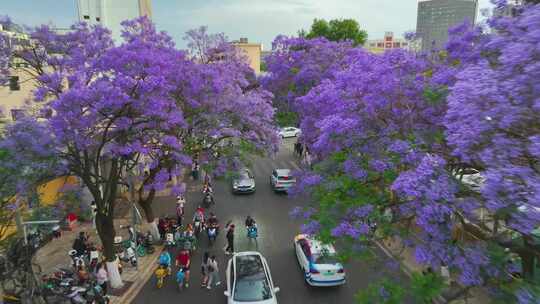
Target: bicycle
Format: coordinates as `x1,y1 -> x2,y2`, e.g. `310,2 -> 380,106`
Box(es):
154,265 -> 170,289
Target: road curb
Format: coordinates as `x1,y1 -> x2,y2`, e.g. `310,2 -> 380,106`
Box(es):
116,245 -> 163,304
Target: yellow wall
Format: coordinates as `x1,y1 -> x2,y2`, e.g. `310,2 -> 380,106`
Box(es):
37,176 -> 79,205
234,43 -> 262,74
0,68 -> 37,120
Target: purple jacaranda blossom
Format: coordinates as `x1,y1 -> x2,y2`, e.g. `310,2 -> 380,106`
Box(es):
301,220 -> 321,235
515,288 -> 540,304
331,221 -> 369,239
352,205 -> 374,218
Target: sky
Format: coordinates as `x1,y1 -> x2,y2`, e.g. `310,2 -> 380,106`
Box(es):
1,0 -> 494,50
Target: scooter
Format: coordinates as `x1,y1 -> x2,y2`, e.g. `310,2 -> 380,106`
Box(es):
83,281 -> 110,304
65,285 -> 87,304
207,224 -> 218,245
68,250 -> 86,269
116,237 -> 137,267
164,230 -> 176,250
247,225 -> 258,239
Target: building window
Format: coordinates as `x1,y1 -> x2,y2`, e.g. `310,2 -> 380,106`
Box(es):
377,43 -> 384,48
83,15 -> 90,20
385,43 -> 392,48
402,43 -> 408,47
370,43 -> 376,47
385,36 -> 392,42
10,109 -> 25,121
393,42 -> 401,48
9,76 -> 20,91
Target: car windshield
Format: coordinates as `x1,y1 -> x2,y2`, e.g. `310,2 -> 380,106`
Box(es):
239,171 -> 252,180
313,253 -> 339,265
233,256 -> 273,302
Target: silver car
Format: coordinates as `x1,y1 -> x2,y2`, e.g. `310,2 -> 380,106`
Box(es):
232,169 -> 256,194
270,169 -> 296,192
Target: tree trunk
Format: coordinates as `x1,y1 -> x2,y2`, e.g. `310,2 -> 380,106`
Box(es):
139,192 -> 160,240
95,211 -> 124,288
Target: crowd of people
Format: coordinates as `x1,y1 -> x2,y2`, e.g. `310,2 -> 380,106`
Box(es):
155,171 -> 257,291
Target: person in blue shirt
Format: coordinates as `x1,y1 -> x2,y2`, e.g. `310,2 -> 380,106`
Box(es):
158,250 -> 172,269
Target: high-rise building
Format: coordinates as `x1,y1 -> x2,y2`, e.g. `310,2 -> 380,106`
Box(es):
76,0 -> 152,41
416,0 -> 478,53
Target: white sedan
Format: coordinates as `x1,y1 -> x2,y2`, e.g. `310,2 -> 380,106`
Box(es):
224,251 -> 280,304
293,234 -> 346,287
278,127 -> 301,138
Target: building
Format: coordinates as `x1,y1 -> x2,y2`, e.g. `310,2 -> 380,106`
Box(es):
232,38 -> 262,74
0,23 -> 34,121
76,0 -> 152,41
416,0 -> 478,52
493,0 -> 522,18
365,32 -> 419,54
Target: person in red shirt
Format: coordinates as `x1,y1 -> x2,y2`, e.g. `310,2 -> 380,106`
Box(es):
175,249 -> 191,287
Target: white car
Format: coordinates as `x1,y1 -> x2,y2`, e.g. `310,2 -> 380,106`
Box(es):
224,251 -> 280,304
293,234 -> 346,287
270,169 -> 296,192
278,127 -> 301,138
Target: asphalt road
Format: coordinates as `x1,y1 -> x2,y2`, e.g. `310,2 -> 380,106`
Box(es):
133,138 -> 407,304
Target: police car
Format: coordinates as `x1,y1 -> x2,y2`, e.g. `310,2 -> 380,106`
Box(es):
293,234 -> 346,287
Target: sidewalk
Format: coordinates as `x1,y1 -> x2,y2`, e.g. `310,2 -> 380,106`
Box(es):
32,218 -> 162,304
377,236 -> 492,304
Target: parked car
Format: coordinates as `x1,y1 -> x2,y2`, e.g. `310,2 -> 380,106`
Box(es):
232,168 -> 256,194
224,251 -> 280,304
270,169 -> 296,192
293,234 -> 346,287
278,127 -> 301,138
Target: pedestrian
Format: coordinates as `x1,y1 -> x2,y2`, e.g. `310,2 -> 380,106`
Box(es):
201,251 -> 210,287
224,223 -> 235,255
191,161 -> 199,180
175,248 -> 191,288
298,144 -> 303,158
96,263 -> 108,295
206,255 -> 221,289
72,231 -> 88,256
176,196 -> 185,226
204,172 -> 211,186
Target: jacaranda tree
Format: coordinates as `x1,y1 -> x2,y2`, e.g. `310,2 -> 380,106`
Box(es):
122,24 -> 279,238
0,116 -> 59,247
261,36 -> 354,126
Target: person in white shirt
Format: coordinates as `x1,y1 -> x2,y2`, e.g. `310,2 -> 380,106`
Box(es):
206,255 -> 221,289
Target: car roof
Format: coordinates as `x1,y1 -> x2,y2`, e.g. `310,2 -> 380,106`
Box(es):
297,235 -> 337,255
233,252 -> 267,278
275,169 -> 292,176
